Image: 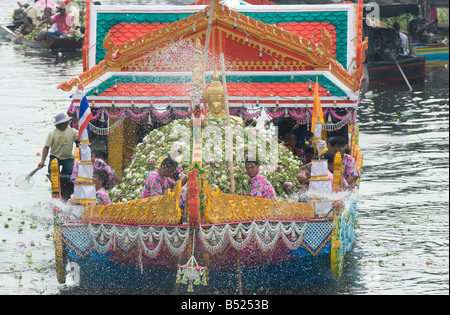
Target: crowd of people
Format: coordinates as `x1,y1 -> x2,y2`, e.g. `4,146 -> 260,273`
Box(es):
38,112 -> 360,210
16,0 -> 82,41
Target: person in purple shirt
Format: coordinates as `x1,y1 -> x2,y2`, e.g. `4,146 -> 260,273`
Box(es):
92,169 -> 111,206
245,158 -> 277,200
327,137 -> 360,188
142,157 -> 188,199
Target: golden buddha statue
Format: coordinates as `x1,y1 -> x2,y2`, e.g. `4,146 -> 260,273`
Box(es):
205,69 -> 244,125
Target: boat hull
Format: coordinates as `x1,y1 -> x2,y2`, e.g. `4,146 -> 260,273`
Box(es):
65,250 -> 334,294
366,56 -> 426,85
55,188 -> 359,293
62,227 -> 334,294
413,44 -> 449,63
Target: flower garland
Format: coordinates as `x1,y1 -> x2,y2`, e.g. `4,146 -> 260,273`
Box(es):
88,223 -> 191,258
199,221 -> 308,254
266,108 -> 355,131
72,106 -> 353,134
88,115 -> 126,136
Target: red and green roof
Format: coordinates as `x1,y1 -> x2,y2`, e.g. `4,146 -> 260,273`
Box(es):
90,9 -> 350,69
62,1 -> 366,109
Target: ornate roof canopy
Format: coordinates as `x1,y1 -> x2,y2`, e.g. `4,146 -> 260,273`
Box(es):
59,1 -> 367,109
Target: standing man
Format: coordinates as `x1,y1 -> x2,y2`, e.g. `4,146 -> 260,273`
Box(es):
393,22 -> 409,56
38,113 -> 78,200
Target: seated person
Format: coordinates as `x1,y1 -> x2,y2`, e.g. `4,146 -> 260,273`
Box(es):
303,145 -> 314,165
284,132 -> 304,159
71,149 -> 122,189
92,169 -> 111,206
327,137 -> 360,188
245,158 -> 277,200
67,169 -> 111,206
142,157 -> 187,198
47,3 -> 75,40
296,161 -> 311,188
323,150 -> 349,190
18,17 -> 35,37
23,0 -> 40,25
37,7 -> 53,28
91,150 -> 122,188
63,0 -> 80,27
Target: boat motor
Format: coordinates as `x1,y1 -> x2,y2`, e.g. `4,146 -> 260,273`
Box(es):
12,2 -> 29,30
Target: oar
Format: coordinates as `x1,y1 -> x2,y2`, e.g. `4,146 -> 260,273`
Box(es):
395,58 -> 413,92
15,166 -> 43,189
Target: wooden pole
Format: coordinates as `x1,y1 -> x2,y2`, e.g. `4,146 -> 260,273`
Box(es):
46,0 -> 50,49
236,250 -> 243,295
395,58 -> 413,91
219,52 -> 235,194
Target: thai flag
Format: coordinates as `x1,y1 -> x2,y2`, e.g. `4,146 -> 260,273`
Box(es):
78,91 -> 93,140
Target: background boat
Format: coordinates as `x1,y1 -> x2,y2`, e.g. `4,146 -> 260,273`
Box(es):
365,55 -> 426,85
412,42 -> 449,62
0,24 -> 84,51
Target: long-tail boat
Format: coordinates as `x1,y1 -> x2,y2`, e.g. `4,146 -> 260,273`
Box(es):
51,0 -> 367,293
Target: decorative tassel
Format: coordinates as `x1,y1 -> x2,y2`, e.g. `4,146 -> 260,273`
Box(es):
147,110 -> 152,125
139,249 -> 144,274
237,231 -> 243,242
264,228 -> 270,242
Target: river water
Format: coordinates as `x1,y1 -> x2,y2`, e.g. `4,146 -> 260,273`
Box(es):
0,0 -> 448,295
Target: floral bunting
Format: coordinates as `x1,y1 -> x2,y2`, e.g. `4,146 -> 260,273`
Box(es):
70,106 -> 354,136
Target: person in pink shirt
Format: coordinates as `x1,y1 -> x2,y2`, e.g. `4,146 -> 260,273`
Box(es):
142,157 -> 188,199
324,151 -> 349,190
245,158 -> 277,200
48,3 -> 75,39
92,169 -> 111,206
327,137 -> 360,188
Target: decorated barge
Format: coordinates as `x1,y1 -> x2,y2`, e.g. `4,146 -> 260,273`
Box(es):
51,0 -> 366,294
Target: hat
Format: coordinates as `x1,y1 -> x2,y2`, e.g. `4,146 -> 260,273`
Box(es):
54,113 -> 72,125
63,0 -> 72,3
57,3 -> 67,10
